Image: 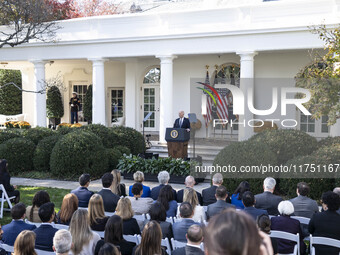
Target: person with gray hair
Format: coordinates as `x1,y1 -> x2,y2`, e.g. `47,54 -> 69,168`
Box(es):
128,171 -> 151,198
151,171 -> 177,200
172,224 -> 204,255
255,177 -> 283,215
53,229 -> 72,255
202,173 -> 224,206
176,176 -> 203,205
271,201 -> 306,255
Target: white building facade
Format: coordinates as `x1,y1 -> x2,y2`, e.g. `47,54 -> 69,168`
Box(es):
1,0 -> 340,142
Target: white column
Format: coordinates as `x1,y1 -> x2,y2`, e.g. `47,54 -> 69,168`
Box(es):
157,55 -> 177,143
31,60 -> 47,127
237,51 -> 257,141
90,58 -> 107,126
330,118 -> 340,136
125,60 -> 138,129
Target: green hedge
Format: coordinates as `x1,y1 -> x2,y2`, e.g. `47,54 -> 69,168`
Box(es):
50,131 -> 108,178
318,136 -> 340,148
80,124 -> 112,148
33,135 -> 61,172
0,131 -> 20,144
250,129 -> 318,164
111,126 -> 145,155
0,138 -> 35,174
223,179 -> 265,196
23,127 -> 54,145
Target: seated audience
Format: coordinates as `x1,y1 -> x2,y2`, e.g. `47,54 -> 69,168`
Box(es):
97,173 -> 120,212
127,183 -> 153,215
151,171 -> 177,200
177,188 -> 206,222
172,202 -> 200,242
289,182 -> 319,218
95,215 -> 136,255
204,209 -> 274,255
333,187 -> 340,214
71,174 -> 94,207
26,190 -> 51,223
13,230 -> 36,255
2,203 -> 36,245
257,214 -> 278,255
177,176 -> 203,205
133,221 -> 167,255
202,173 -> 223,206
308,191 -> 340,255
271,201 -> 306,255
128,171 -> 151,198
231,181 -> 250,209
115,197 -> 141,235
110,169 -> 126,197
53,229 -> 73,255
206,186 -> 235,220
172,224 -> 204,255
255,177 -> 283,216
56,193 -> 78,225
148,201 -> 173,240
157,184 -> 178,217
88,194 -> 109,231
0,159 -> 20,203
242,191 -> 268,221
69,209 -> 101,255
98,243 -> 120,255
34,202 -> 58,251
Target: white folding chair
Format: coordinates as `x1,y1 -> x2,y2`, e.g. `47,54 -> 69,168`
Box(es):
203,206 -> 207,212
161,238 -> 171,255
309,235 -> 340,255
123,234 -> 139,245
270,230 -> 300,255
133,214 -> 146,222
94,231 -> 105,238
0,184 -> 15,218
0,243 -> 14,253
171,238 -> 186,250
166,217 -> 174,224
291,216 -> 310,225
36,249 -> 56,255
173,217 -> 182,223
54,224 -> 69,230
24,219 -> 41,228
104,211 -> 115,217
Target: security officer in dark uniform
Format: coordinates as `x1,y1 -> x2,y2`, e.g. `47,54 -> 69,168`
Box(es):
69,92 -> 81,124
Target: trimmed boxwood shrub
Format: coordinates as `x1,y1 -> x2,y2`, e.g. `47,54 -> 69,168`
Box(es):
222,179 -> 265,197
107,146 -> 131,170
318,136 -> 340,148
23,127 -> 54,145
249,129 -> 318,164
56,126 -> 75,135
111,126 -> 145,155
33,135 -> 61,172
0,131 -> 20,145
0,138 -> 35,174
80,124 -> 112,148
115,145 -> 131,155
50,131 -> 108,178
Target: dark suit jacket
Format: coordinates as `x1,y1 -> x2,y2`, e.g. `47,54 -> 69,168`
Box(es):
95,239 -> 136,255
172,219 -> 199,242
172,245 -> 204,255
123,218 -> 141,236
202,185 -> 218,206
173,117 -> 190,129
151,184 -> 177,201
206,200 -> 235,220
308,210 -> 340,255
243,206 -> 268,221
159,221 -> 173,240
33,224 -> 58,251
255,191 -> 283,216
271,215 -> 306,255
0,172 -> 14,193
71,186 -> 94,207
97,189 -> 120,212
2,220 -> 36,245
290,195 -> 319,218
177,188 -> 203,205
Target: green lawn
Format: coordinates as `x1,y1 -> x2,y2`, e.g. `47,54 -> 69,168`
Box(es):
0,186 -> 69,225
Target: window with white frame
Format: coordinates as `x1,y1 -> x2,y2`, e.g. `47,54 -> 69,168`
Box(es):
111,89 -> 124,122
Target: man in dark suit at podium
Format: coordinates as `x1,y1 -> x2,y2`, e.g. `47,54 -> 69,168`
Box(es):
173,111 -> 190,131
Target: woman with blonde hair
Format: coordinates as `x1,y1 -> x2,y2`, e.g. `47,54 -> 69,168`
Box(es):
88,194 -> 109,231
69,209 -> 101,255
115,197 -> 141,235
128,171 -> 151,198
110,169 -> 126,197
14,230 -> 37,255
132,221 -> 166,255
177,188 -> 206,222
57,193 -> 78,225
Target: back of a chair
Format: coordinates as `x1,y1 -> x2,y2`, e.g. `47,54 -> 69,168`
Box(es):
270,230 -> 299,255
310,235 -> 340,255
161,238 -> 171,254
105,211 -> 115,217
166,217 -> 174,224
94,231 -> 104,239
54,224 -> 69,230
291,216 -> 310,225
171,238 -> 186,250
25,219 -> 41,228
133,214 -> 146,222
124,234 -> 139,245
0,243 -> 14,253
36,249 -> 56,255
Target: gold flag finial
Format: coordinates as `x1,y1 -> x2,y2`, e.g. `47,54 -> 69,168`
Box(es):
214,64 -> 218,70
205,65 -> 209,70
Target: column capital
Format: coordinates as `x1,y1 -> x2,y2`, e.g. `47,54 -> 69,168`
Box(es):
236,51 -> 258,61
29,60 -> 47,67
88,58 -> 108,65
156,55 -> 177,64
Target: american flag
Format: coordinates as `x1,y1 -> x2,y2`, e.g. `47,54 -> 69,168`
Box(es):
215,67 -> 229,120
204,69 -> 213,127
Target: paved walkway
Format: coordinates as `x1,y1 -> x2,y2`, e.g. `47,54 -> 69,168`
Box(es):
11,177 -> 211,193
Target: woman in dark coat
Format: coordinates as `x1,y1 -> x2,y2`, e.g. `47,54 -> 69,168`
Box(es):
0,159 -> 20,203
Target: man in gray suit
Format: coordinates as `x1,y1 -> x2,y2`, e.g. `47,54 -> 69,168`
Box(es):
206,185 -> 235,220
172,202 -> 200,242
290,182 -> 319,218
333,187 -> 340,215
172,224 -> 204,255
255,177 -> 283,216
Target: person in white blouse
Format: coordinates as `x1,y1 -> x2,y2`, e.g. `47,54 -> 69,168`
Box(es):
127,182 -> 153,215
177,188 -> 206,222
